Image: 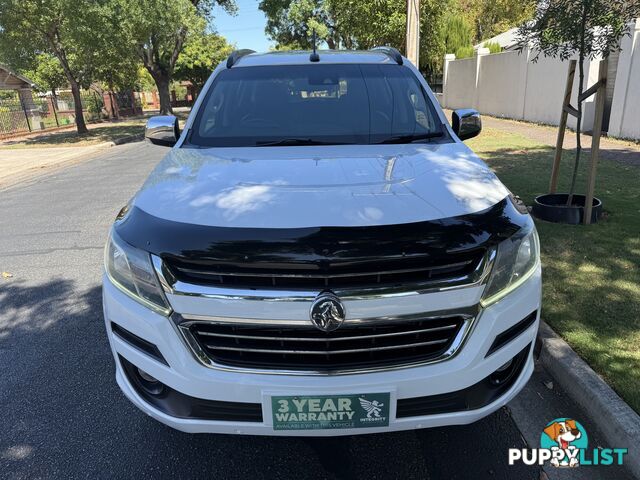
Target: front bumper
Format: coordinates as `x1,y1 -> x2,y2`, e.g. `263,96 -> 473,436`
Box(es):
103,266 -> 541,436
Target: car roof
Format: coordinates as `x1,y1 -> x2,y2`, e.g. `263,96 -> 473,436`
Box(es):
233,50 -> 402,67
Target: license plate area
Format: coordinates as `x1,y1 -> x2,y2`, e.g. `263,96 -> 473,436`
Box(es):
269,393 -> 391,431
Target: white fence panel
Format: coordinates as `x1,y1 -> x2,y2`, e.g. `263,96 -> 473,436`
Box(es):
522,54 -> 569,126
609,20 -> 640,139
444,57 -> 477,110
442,22 -> 640,141
477,50 -> 528,119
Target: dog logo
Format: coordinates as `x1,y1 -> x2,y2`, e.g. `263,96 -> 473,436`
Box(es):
359,398 -> 384,418
540,418 -> 588,467
310,292 -> 345,332
510,417 -> 627,467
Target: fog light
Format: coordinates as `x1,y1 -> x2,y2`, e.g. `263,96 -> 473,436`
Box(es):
135,367 -> 164,395
489,358 -> 516,385
137,368 -> 158,383
495,359 -> 513,373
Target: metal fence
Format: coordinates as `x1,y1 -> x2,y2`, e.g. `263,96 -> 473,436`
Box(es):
0,90 -> 105,139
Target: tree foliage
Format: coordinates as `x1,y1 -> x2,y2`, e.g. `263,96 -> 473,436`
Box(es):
114,0 -> 236,114
259,0 -> 344,49
443,14 -> 473,57
455,45 -> 475,59
482,41 -> 502,54
175,31 -> 234,91
25,54 -> 67,95
259,0 -> 449,75
516,0 -> 640,203
0,0 -> 115,133
456,0 -> 535,43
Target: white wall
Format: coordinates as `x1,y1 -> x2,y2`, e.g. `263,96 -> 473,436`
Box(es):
442,37 -> 638,139
609,20 -> 640,139
477,50 -> 528,119
522,54 -> 569,125
444,57 -> 476,110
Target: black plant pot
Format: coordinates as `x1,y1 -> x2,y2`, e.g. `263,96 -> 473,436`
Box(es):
532,194 -> 602,225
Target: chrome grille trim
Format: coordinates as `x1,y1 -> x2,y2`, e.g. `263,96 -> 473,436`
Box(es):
193,323 -> 459,342
199,339 -> 450,355
173,307 -> 480,376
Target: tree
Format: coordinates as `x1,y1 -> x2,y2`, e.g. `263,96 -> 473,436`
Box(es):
0,0 -> 112,134
25,54 -> 67,97
335,0 -> 450,76
259,0 -> 348,49
115,0 -> 236,115
260,0 -> 449,76
516,0 -> 640,204
456,0 -> 535,43
443,14 -> 473,57
175,31 -> 234,93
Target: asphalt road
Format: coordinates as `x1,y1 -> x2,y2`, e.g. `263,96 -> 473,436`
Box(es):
0,142 -> 624,479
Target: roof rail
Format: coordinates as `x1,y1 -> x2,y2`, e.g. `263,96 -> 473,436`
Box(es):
226,49 -> 256,68
370,46 -> 403,65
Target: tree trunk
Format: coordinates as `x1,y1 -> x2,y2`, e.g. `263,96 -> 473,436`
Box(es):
567,9 -> 588,206
152,73 -> 173,115
70,79 -> 88,135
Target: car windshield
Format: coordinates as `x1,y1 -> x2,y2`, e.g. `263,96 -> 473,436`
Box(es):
188,63 -> 445,147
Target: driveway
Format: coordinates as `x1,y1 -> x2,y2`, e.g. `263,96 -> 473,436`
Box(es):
0,143 -> 631,479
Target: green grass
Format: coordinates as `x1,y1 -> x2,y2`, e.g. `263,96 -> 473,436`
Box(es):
1,111 -> 191,148
0,120 -> 146,148
467,127 -> 640,412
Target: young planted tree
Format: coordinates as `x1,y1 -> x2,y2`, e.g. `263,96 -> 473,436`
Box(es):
516,0 -> 640,205
0,0 -> 111,134
116,0 -> 236,115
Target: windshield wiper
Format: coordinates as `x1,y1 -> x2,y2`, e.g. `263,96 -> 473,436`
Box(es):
376,131 -> 445,144
256,138 -> 343,147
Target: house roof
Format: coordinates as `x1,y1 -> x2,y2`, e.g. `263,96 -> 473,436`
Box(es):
474,27 -> 520,51
0,64 -> 34,90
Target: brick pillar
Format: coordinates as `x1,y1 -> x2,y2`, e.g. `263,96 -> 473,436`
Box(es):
102,92 -> 120,119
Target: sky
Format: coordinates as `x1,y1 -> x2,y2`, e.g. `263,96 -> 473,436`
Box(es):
212,0 -> 273,52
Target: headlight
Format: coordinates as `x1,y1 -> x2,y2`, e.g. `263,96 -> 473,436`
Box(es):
481,220 -> 540,307
104,228 -> 171,315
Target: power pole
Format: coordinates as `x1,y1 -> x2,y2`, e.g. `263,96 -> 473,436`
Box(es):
406,0 -> 420,69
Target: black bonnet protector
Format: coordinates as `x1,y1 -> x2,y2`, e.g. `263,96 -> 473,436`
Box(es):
115,196 -> 529,275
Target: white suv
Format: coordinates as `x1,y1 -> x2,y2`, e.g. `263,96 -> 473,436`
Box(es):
103,48 -> 541,435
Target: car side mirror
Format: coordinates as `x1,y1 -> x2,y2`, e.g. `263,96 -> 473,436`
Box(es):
452,109 -> 481,141
145,115 -> 180,147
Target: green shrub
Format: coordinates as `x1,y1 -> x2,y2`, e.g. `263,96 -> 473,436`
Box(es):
483,41 -> 502,54
444,14 -> 473,55
455,46 -> 475,59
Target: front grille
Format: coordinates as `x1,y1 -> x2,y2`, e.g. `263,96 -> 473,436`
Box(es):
164,251 -> 485,292
186,316 -> 466,372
